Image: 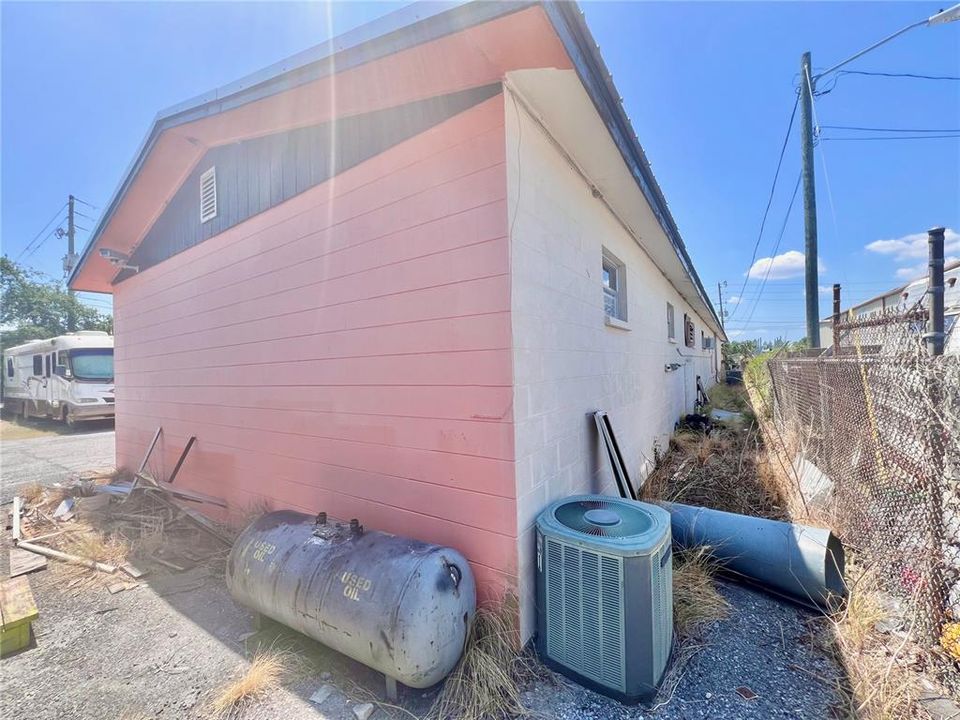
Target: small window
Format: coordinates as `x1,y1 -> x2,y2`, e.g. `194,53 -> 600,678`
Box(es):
45,354 -> 52,378
666,303 -> 676,341
200,166 -> 218,223
703,335 -> 714,350
32,354 -> 42,376
57,351 -> 72,378
683,314 -> 695,348
602,249 -> 627,322
6,358 -> 13,378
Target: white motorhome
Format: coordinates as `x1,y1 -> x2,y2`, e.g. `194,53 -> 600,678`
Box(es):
3,331 -> 115,425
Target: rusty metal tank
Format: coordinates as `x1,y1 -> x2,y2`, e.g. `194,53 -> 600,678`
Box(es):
226,510 -> 476,689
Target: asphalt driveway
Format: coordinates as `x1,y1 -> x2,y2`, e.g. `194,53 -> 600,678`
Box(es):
1,425 -> 115,503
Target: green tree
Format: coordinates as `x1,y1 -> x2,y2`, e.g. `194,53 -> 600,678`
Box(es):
1,256 -> 112,350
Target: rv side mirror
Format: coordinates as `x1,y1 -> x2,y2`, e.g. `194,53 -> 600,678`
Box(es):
54,365 -> 70,378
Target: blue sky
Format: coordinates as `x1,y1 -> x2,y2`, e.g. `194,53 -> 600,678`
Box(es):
2,1 -> 958,341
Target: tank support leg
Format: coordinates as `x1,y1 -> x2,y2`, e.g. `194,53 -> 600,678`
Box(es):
385,676 -> 398,702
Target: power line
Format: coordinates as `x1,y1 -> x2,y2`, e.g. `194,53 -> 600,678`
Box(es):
819,124 -> 960,133
741,171 -> 803,330
821,134 -> 960,141
728,93 -> 800,320
20,218 -> 67,262
837,69 -> 960,81
16,202 -> 68,261
73,197 -> 99,210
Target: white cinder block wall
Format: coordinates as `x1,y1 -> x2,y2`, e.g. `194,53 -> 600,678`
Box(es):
506,93 -> 720,641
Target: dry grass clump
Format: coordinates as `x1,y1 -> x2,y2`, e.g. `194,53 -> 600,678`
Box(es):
817,568 -> 925,720
17,482 -> 46,505
206,650 -> 293,717
429,597 -> 540,720
642,425 -> 788,522
672,547 -> 730,637
62,527 -> 131,567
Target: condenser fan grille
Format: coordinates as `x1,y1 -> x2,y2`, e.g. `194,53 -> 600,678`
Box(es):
554,499 -> 655,538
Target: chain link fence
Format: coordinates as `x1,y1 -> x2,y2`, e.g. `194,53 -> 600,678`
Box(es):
761,308 -> 959,644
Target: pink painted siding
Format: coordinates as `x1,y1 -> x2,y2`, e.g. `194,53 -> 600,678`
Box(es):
113,95 -> 516,597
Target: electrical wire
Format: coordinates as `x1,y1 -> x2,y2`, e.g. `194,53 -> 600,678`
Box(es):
16,202 -> 68,261
728,93 -> 799,320
819,125 -> 960,133
19,219 -> 67,262
837,69 -> 960,81
740,171 -> 803,331
805,75 -> 845,293
73,197 -> 99,210
821,134 -> 960,141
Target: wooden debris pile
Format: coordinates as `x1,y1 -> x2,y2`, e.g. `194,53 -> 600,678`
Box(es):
7,474 -> 231,593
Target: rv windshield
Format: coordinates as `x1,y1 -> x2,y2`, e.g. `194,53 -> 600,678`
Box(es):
70,349 -> 114,381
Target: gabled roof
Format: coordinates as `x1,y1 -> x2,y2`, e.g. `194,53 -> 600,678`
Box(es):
70,1 -> 725,339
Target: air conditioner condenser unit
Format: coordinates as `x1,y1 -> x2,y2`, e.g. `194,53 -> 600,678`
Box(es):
536,495 -> 673,703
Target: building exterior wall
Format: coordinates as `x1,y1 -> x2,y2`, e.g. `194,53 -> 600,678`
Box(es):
112,95 -> 518,599
126,85 -> 500,278
505,95 -> 720,640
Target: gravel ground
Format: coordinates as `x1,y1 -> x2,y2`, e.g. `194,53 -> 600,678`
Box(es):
521,581 -> 843,720
0,425 -> 114,503
0,551 -> 434,720
1,546 -> 842,720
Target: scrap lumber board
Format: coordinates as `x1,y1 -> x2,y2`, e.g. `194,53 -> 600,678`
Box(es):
0,577 -> 38,656
9,548 -> 46,578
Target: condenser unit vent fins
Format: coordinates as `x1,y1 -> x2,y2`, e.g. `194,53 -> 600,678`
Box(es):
544,539 -> 625,692
652,543 -> 673,676
200,166 -> 218,223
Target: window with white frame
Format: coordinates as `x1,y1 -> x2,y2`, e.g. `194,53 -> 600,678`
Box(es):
666,302 -> 676,341
602,249 -> 627,322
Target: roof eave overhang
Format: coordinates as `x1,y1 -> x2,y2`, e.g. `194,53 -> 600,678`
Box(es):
70,0 -> 727,341
541,2 -> 726,339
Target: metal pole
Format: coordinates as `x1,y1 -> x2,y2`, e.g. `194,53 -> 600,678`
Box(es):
67,195 -> 77,332
923,226 -> 946,640
800,52 -> 821,348
832,283 -> 841,355
926,227 -> 945,356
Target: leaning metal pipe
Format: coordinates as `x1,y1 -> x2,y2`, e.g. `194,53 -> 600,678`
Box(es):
663,502 -> 846,609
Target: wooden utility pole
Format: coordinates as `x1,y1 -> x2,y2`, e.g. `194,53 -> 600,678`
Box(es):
66,195 -> 77,332
799,52 -> 821,348
717,281 -> 726,330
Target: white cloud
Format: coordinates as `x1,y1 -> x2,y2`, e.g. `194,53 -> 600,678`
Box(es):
727,295 -> 741,305
728,329 -> 765,338
819,285 -> 833,294
747,250 -> 808,280
865,228 -> 959,261
894,256 -> 960,281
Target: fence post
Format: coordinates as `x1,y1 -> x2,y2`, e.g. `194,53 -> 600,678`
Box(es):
924,226 -> 946,639
832,283 -> 841,355
926,227 -> 945,357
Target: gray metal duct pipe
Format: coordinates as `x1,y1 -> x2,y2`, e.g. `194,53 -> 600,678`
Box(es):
663,502 -> 846,609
